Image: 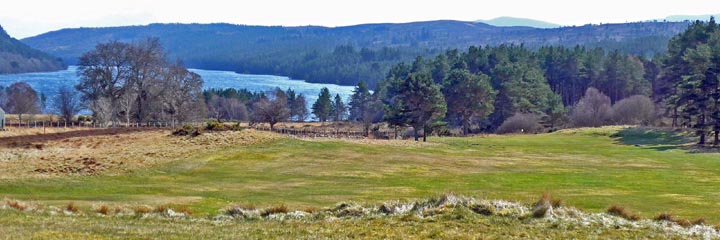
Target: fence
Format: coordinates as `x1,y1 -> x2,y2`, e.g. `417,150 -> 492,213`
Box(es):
2,119 -> 204,130
252,126 -> 399,139
2,119 -> 406,140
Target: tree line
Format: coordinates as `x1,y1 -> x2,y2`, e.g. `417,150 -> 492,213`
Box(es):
4,19 -> 719,145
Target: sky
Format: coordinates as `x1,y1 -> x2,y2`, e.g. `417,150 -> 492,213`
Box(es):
1,0 -> 719,39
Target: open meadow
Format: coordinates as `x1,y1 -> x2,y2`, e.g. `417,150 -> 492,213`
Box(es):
1,125 -> 720,239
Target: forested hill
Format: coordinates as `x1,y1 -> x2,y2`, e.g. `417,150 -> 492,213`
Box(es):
0,26 -> 65,74
22,21 -> 690,86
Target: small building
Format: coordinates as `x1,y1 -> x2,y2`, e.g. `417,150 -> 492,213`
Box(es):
0,107 -> 4,130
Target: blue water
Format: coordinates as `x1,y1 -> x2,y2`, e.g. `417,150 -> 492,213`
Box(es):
0,66 -> 356,117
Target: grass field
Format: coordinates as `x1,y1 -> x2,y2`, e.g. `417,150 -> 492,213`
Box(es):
1,125 -> 719,238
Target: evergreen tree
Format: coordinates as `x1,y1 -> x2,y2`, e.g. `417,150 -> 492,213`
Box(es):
312,87 -> 333,122
662,18 -> 720,145
331,94 -> 347,121
442,69 -> 496,135
383,73 -> 446,142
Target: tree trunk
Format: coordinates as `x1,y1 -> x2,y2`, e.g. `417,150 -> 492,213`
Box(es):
423,129 -> 427,142
413,128 -> 419,142
714,130 -> 719,146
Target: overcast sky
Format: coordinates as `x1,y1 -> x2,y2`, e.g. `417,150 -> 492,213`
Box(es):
1,0 -> 719,38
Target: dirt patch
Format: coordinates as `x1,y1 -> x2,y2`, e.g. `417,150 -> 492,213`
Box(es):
0,128 -> 282,179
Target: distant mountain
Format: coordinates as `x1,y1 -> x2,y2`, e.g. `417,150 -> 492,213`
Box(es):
0,26 -> 65,74
22,20 -> 690,86
476,17 -> 561,28
663,14 -> 719,22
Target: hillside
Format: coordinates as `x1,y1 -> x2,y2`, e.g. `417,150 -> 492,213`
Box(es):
22,21 -> 690,85
0,26 -> 65,74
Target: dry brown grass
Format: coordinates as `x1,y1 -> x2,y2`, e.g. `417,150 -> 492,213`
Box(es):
6,200 -> 27,211
532,192 -> 553,218
65,202 -> 79,213
261,205 -> 289,217
653,213 -> 695,227
691,218 -> 706,226
0,128 -> 281,179
607,205 -> 641,221
133,206 -> 152,214
95,205 -> 111,215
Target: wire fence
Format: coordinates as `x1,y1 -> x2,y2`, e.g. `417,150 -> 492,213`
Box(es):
1,119 -> 204,130
251,126 -> 398,139
0,119 -> 403,140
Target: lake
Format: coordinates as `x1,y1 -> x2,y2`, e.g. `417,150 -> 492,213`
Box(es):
0,66 -> 356,118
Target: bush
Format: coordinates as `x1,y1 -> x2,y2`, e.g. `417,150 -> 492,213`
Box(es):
172,124 -> 202,137
570,88 -> 613,127
205,121 -> 226,131
496,113 -> 545,134
612,95 -> 656,125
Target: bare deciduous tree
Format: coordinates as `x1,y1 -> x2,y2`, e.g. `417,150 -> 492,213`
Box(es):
252,88 -> 290,130
570,88 -> 613,127
4,82 -> 40,122
52,86 -> 82,123
76,41 -> 133,126
612,95 -> 656,125
77,40 -> 207,126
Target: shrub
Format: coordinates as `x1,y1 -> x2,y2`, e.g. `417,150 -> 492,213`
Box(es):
607,205 -> 640,221
570,88 -> 613,127
230,123 -> 245,131
612,95 -> 656,125
172,124 -> 202,137
205,121 -> 226,131
496,113 -> 545,134
261,205 -> 289,217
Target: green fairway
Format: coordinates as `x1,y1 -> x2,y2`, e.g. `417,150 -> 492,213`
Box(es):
1,126 -> 719,222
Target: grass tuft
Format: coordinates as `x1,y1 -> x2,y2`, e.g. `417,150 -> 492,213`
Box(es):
95,205 -> 111,215
607,205 -> 640,221
65,203 -> 79,213
692,218 -> 706,226
532,192 -> 553,218
655,213 -> 674,222
133,206 -> 152,214
654,213 -> 694,227
6,200 -> 27,211
153,205 -> 169,213
261,205 -> 289,217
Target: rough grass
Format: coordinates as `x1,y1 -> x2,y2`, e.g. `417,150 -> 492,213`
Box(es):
0,194 -> 714,240
1,125 -> 720,233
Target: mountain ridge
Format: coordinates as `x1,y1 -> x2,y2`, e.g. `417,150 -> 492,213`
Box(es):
476,16 -> 561,28
0,25 -> 66,74
20,20 -> 691,86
